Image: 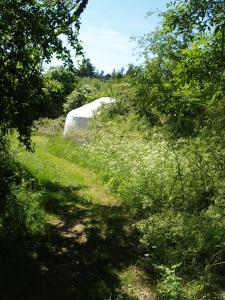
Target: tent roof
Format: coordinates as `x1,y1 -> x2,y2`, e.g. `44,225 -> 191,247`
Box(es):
67,97 -> 115,119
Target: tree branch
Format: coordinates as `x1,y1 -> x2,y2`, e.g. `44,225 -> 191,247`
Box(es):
74,0 -> 89,18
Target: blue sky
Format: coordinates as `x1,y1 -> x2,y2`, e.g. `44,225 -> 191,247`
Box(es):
50,0 -> 169,73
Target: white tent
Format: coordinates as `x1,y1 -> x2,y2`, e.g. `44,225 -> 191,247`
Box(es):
63,97 -> 115,135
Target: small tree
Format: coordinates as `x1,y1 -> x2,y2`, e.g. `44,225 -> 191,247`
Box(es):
77,58 -> 96,78
42,66 -> 77,118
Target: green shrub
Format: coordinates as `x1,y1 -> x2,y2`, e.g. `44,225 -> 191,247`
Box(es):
63,77 -> 108,113
0,133 -> 46,251
63,77 -> 136,116
101,82 -> 136,117
63,84 -> 94,113
0,133 -> 15,214
2,182 -> 46,239
156,265 -> 185,300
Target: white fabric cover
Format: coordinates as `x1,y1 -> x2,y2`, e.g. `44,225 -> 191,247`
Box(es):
64,97 -> 115,135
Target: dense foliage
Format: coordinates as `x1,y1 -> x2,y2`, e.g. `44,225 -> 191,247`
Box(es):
50,0 -> 224,298
0,0 -> 88,257
1,0 -> 225,298
41,61 -> 128,117
40,66 -> 77,118
0,0 -> 88,145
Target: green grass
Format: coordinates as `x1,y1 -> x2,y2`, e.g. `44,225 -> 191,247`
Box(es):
5,123 -> 224,299
1,133 -> 154,300
26,122 -> 225,299
16,134 -> 118,205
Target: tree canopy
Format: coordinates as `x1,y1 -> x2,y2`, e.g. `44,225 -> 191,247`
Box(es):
0,0 -> 88,147
133,0 -> 225,135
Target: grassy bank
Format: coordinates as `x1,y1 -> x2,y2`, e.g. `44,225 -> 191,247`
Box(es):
1,112 -> 224,299
0,132 -> 155,300
35,114 -> 225,300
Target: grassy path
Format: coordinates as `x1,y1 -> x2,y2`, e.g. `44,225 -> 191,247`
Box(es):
6,134 -> 155,300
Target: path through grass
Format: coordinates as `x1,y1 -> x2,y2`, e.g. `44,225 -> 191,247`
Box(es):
2,134 -> 155,300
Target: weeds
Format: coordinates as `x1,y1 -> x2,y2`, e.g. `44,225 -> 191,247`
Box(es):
50,114 -> 225,298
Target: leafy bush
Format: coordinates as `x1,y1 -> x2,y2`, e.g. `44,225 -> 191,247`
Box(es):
2,182 -> 46,239
156,265 -> 185,300
0,133 -> 16,214
63,77 -> 105,112
0,133 -> 46,254
63,76 -> 136,116
98,83 -> 136,118
63,83 -> 95,113
40,77 -> 65,118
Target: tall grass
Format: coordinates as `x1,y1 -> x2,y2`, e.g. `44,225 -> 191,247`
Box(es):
48,114 -> 225,299
0,133 -> 46,262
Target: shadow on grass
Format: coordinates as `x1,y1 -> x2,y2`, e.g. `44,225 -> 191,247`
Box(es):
0,172 -> 139,300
